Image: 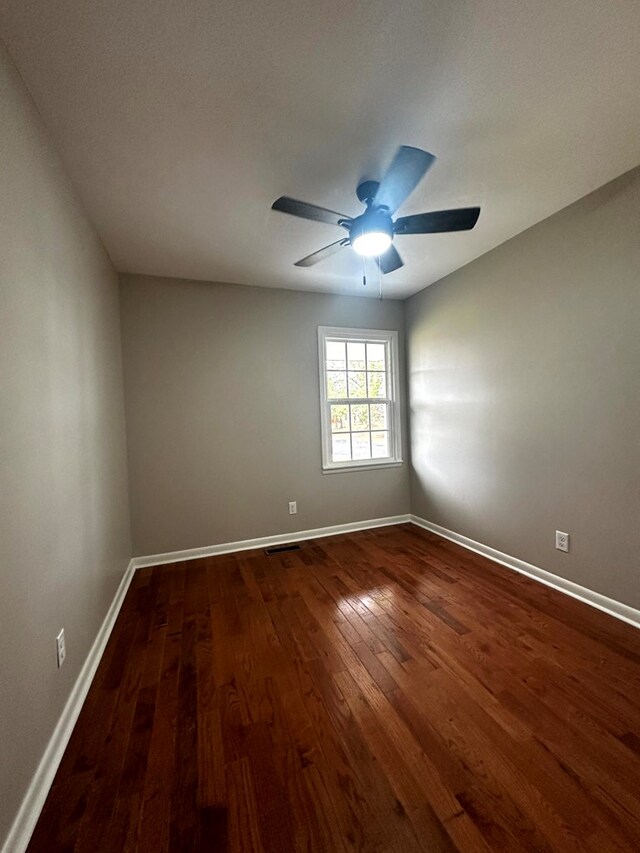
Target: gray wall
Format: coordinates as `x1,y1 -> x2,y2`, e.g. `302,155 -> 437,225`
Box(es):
0,42 -> 131,846
406,166 -> 640,609
119,275 -> 409,556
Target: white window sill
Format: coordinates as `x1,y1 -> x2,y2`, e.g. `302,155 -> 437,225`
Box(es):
322,460 -> 404,474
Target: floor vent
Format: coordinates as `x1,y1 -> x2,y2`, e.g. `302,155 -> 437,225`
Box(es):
265,543 -> 301,556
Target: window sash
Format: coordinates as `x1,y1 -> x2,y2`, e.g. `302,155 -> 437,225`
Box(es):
318,327 -> 402,471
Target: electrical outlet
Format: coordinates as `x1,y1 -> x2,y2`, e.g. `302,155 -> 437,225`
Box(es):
288,501 -> 297,515
555,531 -> 570,553
56,629 -> 66,668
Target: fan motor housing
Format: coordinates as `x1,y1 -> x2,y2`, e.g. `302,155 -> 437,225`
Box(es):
349,208 -> 394,243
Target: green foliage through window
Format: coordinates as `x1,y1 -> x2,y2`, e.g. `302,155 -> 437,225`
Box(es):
324,338 -> 392,463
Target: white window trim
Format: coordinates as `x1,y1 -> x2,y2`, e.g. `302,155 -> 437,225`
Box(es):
318,326 -> 403,473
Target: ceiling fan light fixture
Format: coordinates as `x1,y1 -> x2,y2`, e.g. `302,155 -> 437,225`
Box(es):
351,230 -> 392,257
272,145 -> 480,275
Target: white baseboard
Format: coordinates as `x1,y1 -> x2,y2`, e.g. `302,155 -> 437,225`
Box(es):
2,558 -> 136,853
132,514 -> 412,569
410,515 -> 640,630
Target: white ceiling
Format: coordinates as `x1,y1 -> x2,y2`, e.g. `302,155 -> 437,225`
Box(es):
2,0 -> 639,299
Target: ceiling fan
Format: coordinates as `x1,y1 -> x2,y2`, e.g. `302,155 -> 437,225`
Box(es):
271,146 -> 480,274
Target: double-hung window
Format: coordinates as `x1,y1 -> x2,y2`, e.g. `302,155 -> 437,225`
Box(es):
318,326 -> 402,471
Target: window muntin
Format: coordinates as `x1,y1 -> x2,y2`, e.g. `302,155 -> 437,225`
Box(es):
318,327 -> 402,471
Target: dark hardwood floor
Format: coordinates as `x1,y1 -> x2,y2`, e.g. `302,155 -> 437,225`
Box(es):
28,524 -> 640,852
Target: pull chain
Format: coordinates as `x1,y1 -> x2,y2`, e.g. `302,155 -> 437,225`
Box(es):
378,256 -> 383,300
361,254 -> 367,288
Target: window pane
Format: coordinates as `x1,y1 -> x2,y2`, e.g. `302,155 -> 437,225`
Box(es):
320,329 -> 398,471
350,404 -> 369,432
370,403 -> 388,430
371,431 -> 389,458
352,432 -> 371,459
347,342 -> 366,370
348,372 -> 367,398
367,343 -> 386,371
367,372 -> 386,398
331,434 -> 351,461
330,404 -> 349,432
327,371 -> 347,399
326,340 -> 346,371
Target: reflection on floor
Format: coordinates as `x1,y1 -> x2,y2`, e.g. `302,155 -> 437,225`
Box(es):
29,523 -> 640,851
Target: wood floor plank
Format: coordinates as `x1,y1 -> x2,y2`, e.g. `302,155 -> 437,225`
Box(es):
27,525 -> 640,852
136,630 -> 181,853
69,575 -> 158,853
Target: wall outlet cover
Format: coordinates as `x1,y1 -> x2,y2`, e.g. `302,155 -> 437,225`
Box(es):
556,531 -> 570,553
56,629 -> 66,668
